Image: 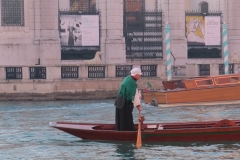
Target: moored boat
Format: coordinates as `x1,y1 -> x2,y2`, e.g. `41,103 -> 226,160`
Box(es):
143,73 -> 240,105
50,119 -> 240,142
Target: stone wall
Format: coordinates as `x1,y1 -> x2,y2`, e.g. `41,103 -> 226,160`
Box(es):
0,64 -> 164,100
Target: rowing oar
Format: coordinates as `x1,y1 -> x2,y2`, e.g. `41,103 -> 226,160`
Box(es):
136,110 -> 142,149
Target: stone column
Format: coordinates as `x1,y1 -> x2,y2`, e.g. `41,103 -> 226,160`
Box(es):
159,0 -> 187,70
97,0 -> 107,64
39,0 -> 61,65
223,0 -> 240,69
168,0 -> 187,66
104,0 -> 126,64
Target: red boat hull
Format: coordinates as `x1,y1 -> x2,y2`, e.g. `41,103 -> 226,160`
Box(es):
50,120 -> 240,142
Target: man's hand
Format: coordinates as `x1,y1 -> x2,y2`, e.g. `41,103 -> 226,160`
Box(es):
137,105 -> 142,111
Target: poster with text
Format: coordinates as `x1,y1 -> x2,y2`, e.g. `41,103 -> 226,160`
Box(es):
60,15 -> 99,47
205,16 -> 221,45
82,15 -> 99,46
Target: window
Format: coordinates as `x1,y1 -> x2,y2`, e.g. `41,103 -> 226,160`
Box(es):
201,2 -> 208,14
116,65 -> 132,77
219,64 -> 234,75
61,66 -> 78,78
199,64 -> 210,76
70,0 -> 96,12
141,65 -> 157,77
1,0 -> 24,26
6,67 -> 22,79
214,77 -> 239,85
196,79 -> 213,86
30,67 -> 46,79
88,66 -> 105,78
124,0 -> 144,30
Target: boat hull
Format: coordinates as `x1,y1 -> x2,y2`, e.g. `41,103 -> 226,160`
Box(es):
50,120 -> 240,142
143,85 -> 240,104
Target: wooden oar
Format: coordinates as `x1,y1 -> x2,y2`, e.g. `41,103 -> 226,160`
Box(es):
136,110 -> 142,149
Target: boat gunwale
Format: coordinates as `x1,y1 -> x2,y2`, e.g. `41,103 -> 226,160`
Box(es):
147,83 -> 240,93
51,120 -> 240,132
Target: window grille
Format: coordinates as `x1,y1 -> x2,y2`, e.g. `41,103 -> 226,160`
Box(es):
88,66 -> 105,78
61,66 -> 79,78
219,64 -> 234,75
141,65 -> 157,77
70,0 -> 96,12
30,67 -> 46,79
116,65 -> 132,77
199,64 -> 210,76
1,0 -> 24,26
124,0 -> 144,30
6,67 -> 22,79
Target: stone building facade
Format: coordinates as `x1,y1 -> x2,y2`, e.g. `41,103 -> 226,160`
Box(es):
0,0 -> 239,100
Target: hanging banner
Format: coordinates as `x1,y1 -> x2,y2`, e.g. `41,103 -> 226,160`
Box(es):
205,16 -> 221,45
60,15 -> 99,47
186,16 -> 205,46
82,15 -> 99,46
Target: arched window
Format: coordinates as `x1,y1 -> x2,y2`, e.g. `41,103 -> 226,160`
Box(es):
201,2 -> 208,14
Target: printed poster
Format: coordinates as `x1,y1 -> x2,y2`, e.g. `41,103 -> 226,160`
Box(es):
60,15 -> 99,46
205,16 -> 221,45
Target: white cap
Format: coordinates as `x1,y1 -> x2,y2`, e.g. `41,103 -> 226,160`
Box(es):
130,68 -> 142,76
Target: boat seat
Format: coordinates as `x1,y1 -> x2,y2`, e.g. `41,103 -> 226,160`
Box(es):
213,119 -> 238,127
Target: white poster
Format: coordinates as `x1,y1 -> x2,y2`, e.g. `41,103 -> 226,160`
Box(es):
82,15 -> 99,46
60,15 -> 99,47
205,16 -> 221,45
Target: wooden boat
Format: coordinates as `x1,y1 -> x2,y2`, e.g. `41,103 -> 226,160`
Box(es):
50,119 -> 240,142
143,74 -> 240,105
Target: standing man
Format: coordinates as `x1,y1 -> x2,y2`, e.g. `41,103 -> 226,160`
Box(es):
115,68 -> 142,131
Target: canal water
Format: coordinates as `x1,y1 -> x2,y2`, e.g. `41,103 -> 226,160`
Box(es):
1,100 -> 240,160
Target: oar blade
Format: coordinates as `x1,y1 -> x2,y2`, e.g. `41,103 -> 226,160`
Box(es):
136,123 -> 142,149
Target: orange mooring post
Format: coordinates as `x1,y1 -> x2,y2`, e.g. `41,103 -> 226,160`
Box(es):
136,110 -> 142,149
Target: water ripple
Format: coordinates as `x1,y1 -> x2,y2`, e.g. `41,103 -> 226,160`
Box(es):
1,100 -> 240,159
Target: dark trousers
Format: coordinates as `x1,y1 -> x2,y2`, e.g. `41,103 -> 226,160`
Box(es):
115,100 -> 135,131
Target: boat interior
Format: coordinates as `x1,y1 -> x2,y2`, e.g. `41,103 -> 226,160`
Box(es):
93,119 -> 240,131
